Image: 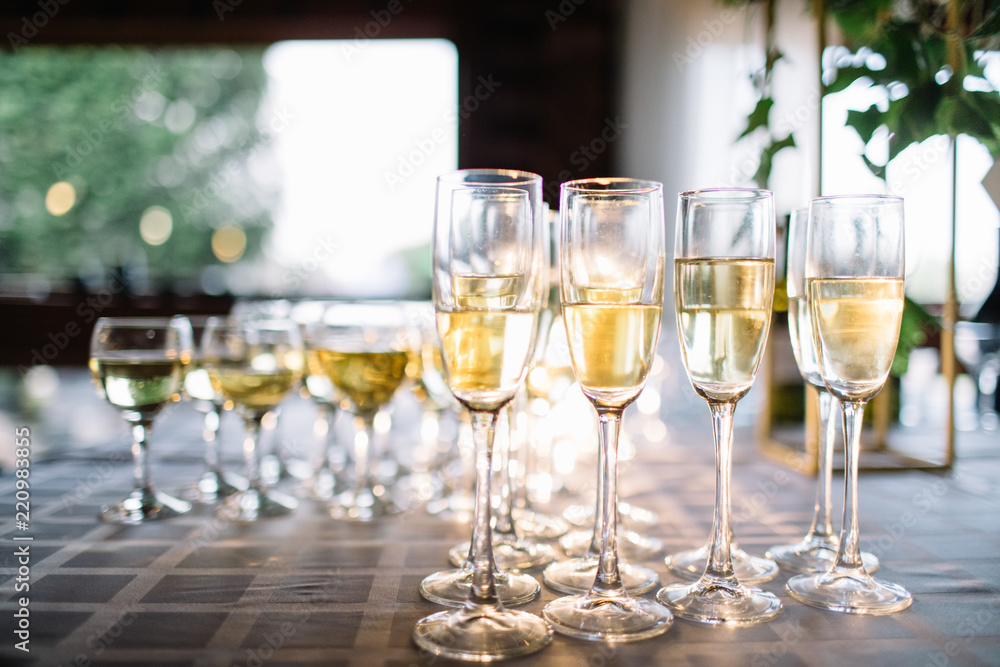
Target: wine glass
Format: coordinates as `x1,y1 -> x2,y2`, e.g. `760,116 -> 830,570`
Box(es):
313,301 -> 411,521
418,168 -> 548,610
541,177 -> 673,642
201,317 -> 302,521
89,317 -> 194,523
413,177 -> 552,660
785,194 -> 912,614
180,315 -> 245,503
766,209 -> 880,574
656,188 -> 782,625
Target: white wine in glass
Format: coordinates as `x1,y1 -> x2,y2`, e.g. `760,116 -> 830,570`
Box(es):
786,194 -> 911,614
89,317 -> 194,523
657,188 -> 782,625
413,178 -> 552,661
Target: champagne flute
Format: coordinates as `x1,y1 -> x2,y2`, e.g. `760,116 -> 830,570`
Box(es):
418,168 -> 547,610
181,315 -> 245,503
89,317 -> 193,523
202,317 -> 302,521
541,177 -> 673,642
314,301 -> 411,521
656,188 -> 782,625
413,180 -> 552,660
785,195 -> 912,614
766,209 -> 880,573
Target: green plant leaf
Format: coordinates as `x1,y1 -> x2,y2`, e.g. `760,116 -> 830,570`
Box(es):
846,105 -> 884,144
752,133 -> 796,187
891,296 -> 940,377
827,65 -> 872,94
738,97 -> 775,139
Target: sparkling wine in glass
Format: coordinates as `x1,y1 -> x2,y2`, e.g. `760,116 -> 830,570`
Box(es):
657,188 -> 782,625
766,209 -> 880,574
785,194 -> 912,614
413,178 -> 552,661
418,169 -> 548,610
541,177 -> 673,642
202,317 -> 301,521
89,317 -> 194,523
315,301 -> 411,521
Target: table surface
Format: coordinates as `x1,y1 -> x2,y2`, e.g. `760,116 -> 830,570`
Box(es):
1,369 -> 999,667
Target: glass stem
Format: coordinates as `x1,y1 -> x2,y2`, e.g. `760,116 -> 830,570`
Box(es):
585,430 -> 606,559
833,399 -> 868,573
352,413 -> 376,494
805,389 -> 838,542
493,405 -> 517,539
590,408 -> 627,599
131,419 -> 156,505
203,401 -> 224,475
243,413 -> 265,492
467,409 -> 502,609
704,400 -> 738,583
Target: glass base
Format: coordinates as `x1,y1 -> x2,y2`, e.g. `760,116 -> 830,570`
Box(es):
218,487 -> 297,521
666,544 -> 778,584
100,489 -> 192,524
543,592 -> 673,642
562,501 -> 658,530
542,557 -> 660,595
512,508 -> 569,539
305,466 -> 342,501
328,486 -> 403,521
786,568 -> 912,614
419,566 -> 540,608
657,579 -> 782,625
448,538 -> 557,570
181,470 -> 246,504
560,528 -> 663,562
767,538 -> 880,574
413,605 -> 552,661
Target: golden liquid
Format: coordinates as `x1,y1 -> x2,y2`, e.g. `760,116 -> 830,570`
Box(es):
675,258 -> 774,402
562,303 -> 661,409
574,285 -> 644,304
214,367 -> 296,411
809,277 -> 904,400
317,350 -> 408,414
93,356 -> 185,414
304,349 -> 337,404
436,309 -> 536,412
452,273 -> 525,309
787,296 -> 823,387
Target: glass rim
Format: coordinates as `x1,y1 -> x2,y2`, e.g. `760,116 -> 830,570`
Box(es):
562,177 -> 663,194
678,187 -> 772,201
810,193 -> 903,206
437,168 -> 542,186
450,184 -> 530,199
95,316 -> 189,328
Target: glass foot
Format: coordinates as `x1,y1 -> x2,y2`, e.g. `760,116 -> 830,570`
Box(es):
512,508 -> 569,539
448,538 -> 557,570
100,489 -> 192,524
218,487 -> 297,521
666,543 -> 778,583
181,470 -> 246,504
786,567 -> 912,614
542,557 -> 659,595
328,486 -> 404,521
413,605 -> 552,661
543,592 -> 672,642
562,500 -> 658,530
419,566 -> 540,608
657,578 -> 782,625
767,538 -> 880,574
560,528 -> 663,562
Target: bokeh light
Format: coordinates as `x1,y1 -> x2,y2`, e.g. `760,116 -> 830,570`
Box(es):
212,224 -> 247,262
45,181 -> 76,216
139,206 -> 173,245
